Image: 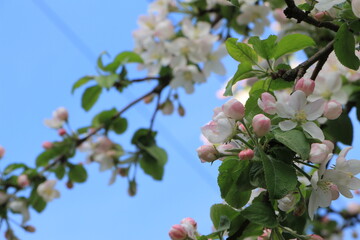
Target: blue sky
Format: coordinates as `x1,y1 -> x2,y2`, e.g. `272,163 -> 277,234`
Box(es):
0,1 -> 360,239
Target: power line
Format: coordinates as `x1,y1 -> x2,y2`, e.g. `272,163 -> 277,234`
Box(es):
31,0 -> 218,192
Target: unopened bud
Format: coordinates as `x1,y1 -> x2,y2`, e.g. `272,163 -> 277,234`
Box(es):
295,78 -> 315,96
5,229 -> 14,239
308,234 -> 324,240
309,143 -> 330,164
352,230 -> 358,239
54,107 -> 68,122
293,201 -> 306,216
222,99 -> 245,120
17,174 -> 30,188
252,114 -> 271,137
238,149 -> 254,160
178,105 -> 185,117
347,202 -> 360,215
197,145 -> 218,163
144,94 -> 154,104
161,100 -> 174,115
169,224 -> 187,240
314,11 -> 326,20
128,180 -> 137,197
323,100 -> 342,120
24,225 -> 36,233
181,217 -> 197,228
58,128 -> 66,136
66,180 -> 74,189
42,141 -> 53,149
322,140 -> 334,153
258,92 -> 276,115
273,8 -> 288,23
118,168 -> 129,177
0,146 -> 5,159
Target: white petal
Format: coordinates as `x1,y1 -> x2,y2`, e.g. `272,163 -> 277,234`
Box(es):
308,190 -> 318,220
279,120 -> 297,131
276,102 -> 295,118
304,99 -> 325,121
302,122 -> 324,141
317,188 -> 332,207
338,185 -> 353,198
348,177 -> 360,190
332,90 -> 348,104
289,91 -> 307,112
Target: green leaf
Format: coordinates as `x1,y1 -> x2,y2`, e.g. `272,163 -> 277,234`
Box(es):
259,149 -> 297,199
324,112 -> 353,145
210,204 -> 238,230
95,74 -> 118,88
248,35 -> 277,60
68,164 -> 88,183
81,85 -> 102,111
4,163 -> 28,175
334,24 -> 360,70
139,150 -> 167,181
225,38 -> 258,65
273,129 -> 310,160
111,117 -> 128,134
36,148 -> 62,167
218,158 -> 252,208
29,189 -> 47,213
139,144 -> 167,180
228,214 -> 263,240
274,34 -> 315,60
241,201 -> 278,228
104,51 -> 143,73
224,63 -> 254,96
92,108 -> 117,128
54,165 -> 66,180
71,76 -> 94,94
131,128 -> 156,147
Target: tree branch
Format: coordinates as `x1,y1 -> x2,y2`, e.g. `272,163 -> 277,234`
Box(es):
283,0 -> 339,32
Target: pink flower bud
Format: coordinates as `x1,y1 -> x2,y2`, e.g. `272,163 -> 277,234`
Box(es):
58,128 -> 66,136
347,202 -> 360,215
258,92 -> 276,115
161,100 -> 174,115
314,11 -> 326,20
294,78 -> 315,96
330,184 -> 339,200
17,174 -> 30,188
181,217 -> 197,228
169,224 -> 187,240
252,114 -> 271,137
196,145 -> 218,163
323,100 -> 342,120
0,146 -> 5,159
54,107 -> 68,122
309,143 -> 330,164
238,123 -> 247,133
239,149 -> 254,160
222,99 -> 245,120
322,140 -> 334,153
308,234 -> 324,240
42,141 -> 53,149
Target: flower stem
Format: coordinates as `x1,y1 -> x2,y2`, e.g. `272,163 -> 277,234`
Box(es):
293,164 -> 312,181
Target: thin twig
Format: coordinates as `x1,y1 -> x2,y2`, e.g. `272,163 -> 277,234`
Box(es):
149,92 -> 162,131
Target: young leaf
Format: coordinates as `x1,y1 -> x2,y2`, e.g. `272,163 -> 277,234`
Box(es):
68,164 -> 88,183
71,76 -> 94,94
334,24 -> 360,70
210,204 -> 238,230
111,117 -> 128,134
81,85 -> 102,111
273,129 -> 310,160
104,51 -> 144,73
218,158 -> 253,208
248,35 -> 277,60
95,74 -> 118,88
224,63 -> 254,96
226,38 -> 258,65
273,34 -> 315,60
259,149 -> 297,199
241,201 -> 278,228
